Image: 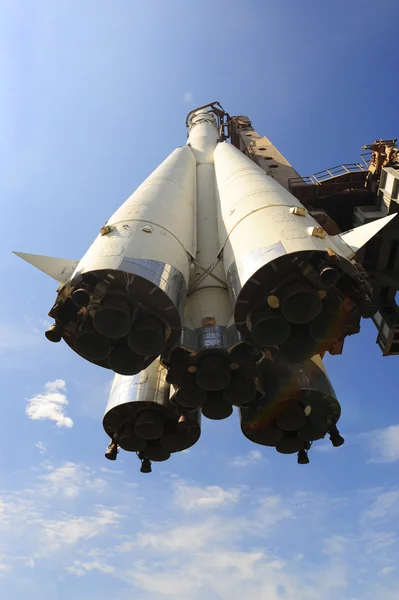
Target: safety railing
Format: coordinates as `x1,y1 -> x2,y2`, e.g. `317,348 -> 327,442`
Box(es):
289,162 -> 369,187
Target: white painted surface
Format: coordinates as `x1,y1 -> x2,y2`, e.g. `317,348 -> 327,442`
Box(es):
214,142 -> 390,282
73,146 -> 197,283
337,213 -> 397,256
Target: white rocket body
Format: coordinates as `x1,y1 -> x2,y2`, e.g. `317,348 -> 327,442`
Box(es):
76,146 -> 196,283
215,142 -> 394,291
13,102 -> 396,466
71,145 -> 197,351
103,358 -> 201,459
214,141 -> 395,352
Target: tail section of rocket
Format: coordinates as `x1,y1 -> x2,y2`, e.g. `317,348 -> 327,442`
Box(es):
41,145 -> 197,374
240,354 -> 344,461
103,357 -> 201,464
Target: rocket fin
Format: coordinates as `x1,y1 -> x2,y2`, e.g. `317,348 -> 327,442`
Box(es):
333,214 -> 397,257
13,252 -> 79,285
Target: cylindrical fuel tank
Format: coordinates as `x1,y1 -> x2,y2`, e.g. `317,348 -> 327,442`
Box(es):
103,359 -> 202,458
240,355 -> 341,450
103,359 -> 177,458
59,146 -> 197,371
214,141 -> 370,357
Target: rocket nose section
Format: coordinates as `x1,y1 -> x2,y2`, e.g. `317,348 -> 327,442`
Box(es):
334,213 -> 398,257
12,251 -> 79,285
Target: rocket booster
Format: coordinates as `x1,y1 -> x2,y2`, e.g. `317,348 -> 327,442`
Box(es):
103,358 -> 201,464
214,141 -> 396,356
14,102 -> 395,470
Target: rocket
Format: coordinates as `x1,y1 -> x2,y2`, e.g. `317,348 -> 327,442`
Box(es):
14,102 -> 396,472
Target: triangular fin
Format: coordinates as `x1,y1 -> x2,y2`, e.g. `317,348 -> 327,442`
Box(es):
333,214 -> 397,257
13,252 -> 79,285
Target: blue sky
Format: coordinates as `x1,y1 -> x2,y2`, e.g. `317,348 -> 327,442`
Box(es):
1,1 -> 399,598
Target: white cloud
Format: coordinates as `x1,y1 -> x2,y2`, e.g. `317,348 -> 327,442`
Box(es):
198,549 -> 268,579
66,559 -> 115,577
1,460 -> 399,599
368,424 -> 399,463
131,568 -> 199,597
137,521 -> 216,552
173,482 -> 242,511
42,508 -> 121,549
0,555 -> 11,576
361,530 -> 397,554
323,535 -> 351,556
125,545 -> 349,600
135,516 -> 243,554
257,495 -> 294,529
40,463 -> 108,498
26,379 -> 73,428
379,566 -> 396,576
362,490 -> 399,520
229,450 -> 262,467
0,495 -> 40,531
35,441 -> 48,454
128,549 -> 280,598
183,91 -> 194,103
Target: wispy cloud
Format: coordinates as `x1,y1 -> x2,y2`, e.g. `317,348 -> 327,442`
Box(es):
39,463 -> 108,498
256,494 -> 294,529
183,91 -> 194,103
66,559 -> 115,577
361,530 -> 397,554
0,461 -> 399,598
42,508 -> 121,549
136,517 -> 234,553
173,482 -> 243,511
229,450 -> 262,467
362,490 -> 399,520
322,535 -> 351,556
367,424 -> 399,463
26,379 -> 73,428
34,441 -> 48,454
334,424 -> 399,463
379,565 -> 396,576
0,560 -> 11,576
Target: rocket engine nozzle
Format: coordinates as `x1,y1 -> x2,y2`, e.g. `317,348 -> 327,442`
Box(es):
239,355 -> 343,460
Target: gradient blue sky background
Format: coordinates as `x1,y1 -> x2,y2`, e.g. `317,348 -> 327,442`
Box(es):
1,1 -> 399,598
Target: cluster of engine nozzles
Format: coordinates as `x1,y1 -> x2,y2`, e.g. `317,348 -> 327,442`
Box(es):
103,349 -> 345,472
241,396 -> 344,463
105,409 -> 201,465
167,346 -> 259,421
250,275 -> 344,362
237,353 -> 345,464
72,290 -> 168,375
